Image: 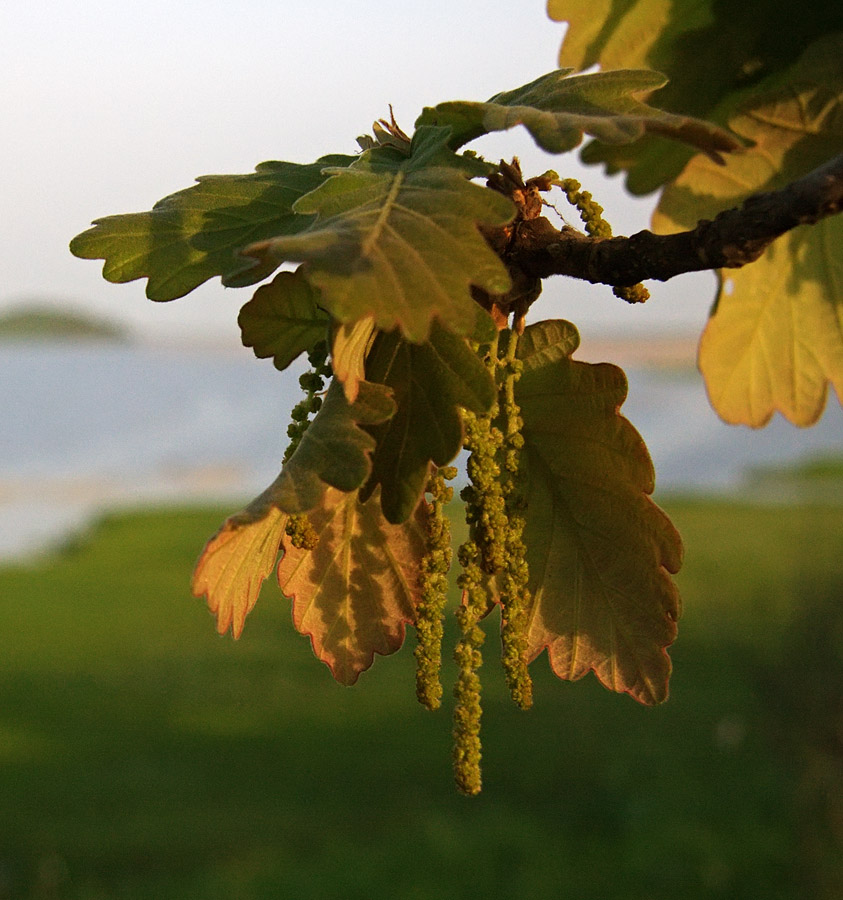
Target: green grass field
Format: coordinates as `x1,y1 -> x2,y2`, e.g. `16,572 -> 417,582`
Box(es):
1,497 -> 841,899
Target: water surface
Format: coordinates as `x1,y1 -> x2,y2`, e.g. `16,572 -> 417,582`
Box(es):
2,341 -> 841,559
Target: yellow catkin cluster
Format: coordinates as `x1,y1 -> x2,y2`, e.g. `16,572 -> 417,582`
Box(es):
415,466 -> 457,711
613,282 -> 650,304
557,177 -> 650,305
284,514 -> 319,551
453,536 -> 487,795
452,330 -> 534,793
557,177 -> 613,239
496,331 -> 532,710
283,342 -> 333,549
453,333 -> 501,794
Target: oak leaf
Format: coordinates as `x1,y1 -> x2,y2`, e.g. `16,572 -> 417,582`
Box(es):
278,488 -> 428,685
362,322 -> 497,523
241,378 -> 396,517
654,34 -> 843,426
417,68 -> 739,161
515,320 -> 683,704
238,268 -> 329,371
550,0 -> 842,192
192,506 -> 288,639
242,127 -> 514,343
190,378 -> 396,639
331,317 -> 377,404
697,221 -> 843,426
70,156 -> 353,300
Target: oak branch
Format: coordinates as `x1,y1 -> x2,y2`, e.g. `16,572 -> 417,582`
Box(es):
508,152 -> 843,288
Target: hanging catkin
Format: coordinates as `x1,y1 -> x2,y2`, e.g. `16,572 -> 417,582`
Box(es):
415,465 -> 456,711
282,341 -> 333,550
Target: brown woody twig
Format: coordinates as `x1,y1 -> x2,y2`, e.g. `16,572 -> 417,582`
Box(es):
507,152 -> 843,288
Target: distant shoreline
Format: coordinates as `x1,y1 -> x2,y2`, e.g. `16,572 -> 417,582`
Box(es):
138,328 -> 704,369
0,303 -> 700,367
0,306 -> 129,342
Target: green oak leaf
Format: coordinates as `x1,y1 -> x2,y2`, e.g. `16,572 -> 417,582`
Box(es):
70,155 -> 354,301
653,34 -> 843,426
362,322 -> 497,524
349,126 -> 494,178
515,320 -> 683,705
238,268 -> 329,371
278,486 -> 428,685
417,68 -> 739,160
550,0 -> 843,192
241,127 -> 515,343
232,378 -> 396,519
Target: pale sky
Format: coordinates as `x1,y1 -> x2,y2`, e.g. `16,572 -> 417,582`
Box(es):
1,0 -> 718,347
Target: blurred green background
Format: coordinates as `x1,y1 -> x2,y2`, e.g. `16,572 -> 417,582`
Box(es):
1,487 -> 841,899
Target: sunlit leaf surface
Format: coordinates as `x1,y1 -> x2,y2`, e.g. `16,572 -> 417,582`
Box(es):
418,68 -> 739,160
331,317 -> 376,403
278,488 -> 428,685
654,34 -> 843,425
192,507 -> 287,639
698,221 -> 843,426
70,156 -> 353,300
243,128 -> 514,343
516,320 -> 683,704
550,0 -> 843,192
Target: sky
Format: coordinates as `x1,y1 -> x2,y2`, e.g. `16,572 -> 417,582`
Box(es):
1,0 -> 719,348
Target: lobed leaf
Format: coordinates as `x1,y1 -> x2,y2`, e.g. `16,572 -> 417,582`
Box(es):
70,155 -> 353,300
237,378 -> 396,520
362,322 -> 497,523
242,127 -> 515,343
190,376 -> 398,641
347,126 -> 494,179
550,0 -> 843,192
238,268 -> 329,371
654,34 -> 843,426
191,506 -> 288,639
698,221 -> 843,427
654,35 -> 843,230
417,68 -> 739,160
515,320 -> 683,705
278,487 -> 428,685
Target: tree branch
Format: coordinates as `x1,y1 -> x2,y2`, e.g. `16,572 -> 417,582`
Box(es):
509,152 -> 843,287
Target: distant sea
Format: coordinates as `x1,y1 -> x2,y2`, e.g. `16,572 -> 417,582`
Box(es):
2,340 -> 841,560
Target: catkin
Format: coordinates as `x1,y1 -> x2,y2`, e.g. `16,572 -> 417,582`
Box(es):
283,341 -> 333,548
452,329 -> 538,791
497,330 -> 532,709
415,466 -> 456,710
453,538 -> 487,795
557,177 -> 650,304
452,334 -> 502,794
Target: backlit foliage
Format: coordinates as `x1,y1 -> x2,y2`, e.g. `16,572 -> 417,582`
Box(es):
71,2 -> 843,792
